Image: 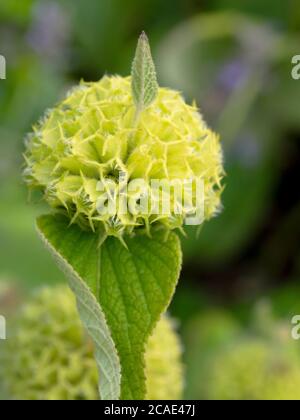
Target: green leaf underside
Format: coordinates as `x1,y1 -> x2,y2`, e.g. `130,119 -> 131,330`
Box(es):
37,214 -> 182,400
131,32 -> 158,115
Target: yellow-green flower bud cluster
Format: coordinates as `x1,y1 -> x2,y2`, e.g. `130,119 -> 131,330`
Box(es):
24,76 -> 223,237
0,285 -> 184,400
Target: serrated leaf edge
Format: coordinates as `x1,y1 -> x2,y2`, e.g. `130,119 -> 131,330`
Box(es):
36,218 -> 121,400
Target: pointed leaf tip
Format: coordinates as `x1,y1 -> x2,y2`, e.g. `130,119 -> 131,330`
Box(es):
140,31 -> 148,40
131,31 -> 158,116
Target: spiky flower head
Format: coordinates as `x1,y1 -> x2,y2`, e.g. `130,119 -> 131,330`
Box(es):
23,34 -> 224,239
0,285 -> 184,400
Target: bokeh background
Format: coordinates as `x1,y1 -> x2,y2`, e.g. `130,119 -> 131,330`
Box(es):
1,0 -> 300,399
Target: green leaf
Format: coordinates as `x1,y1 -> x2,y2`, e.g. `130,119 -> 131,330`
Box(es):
37,214 -> 182,400
131,31 -> 158,116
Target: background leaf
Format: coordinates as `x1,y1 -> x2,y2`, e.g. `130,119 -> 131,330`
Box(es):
37,214 -> 182,400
